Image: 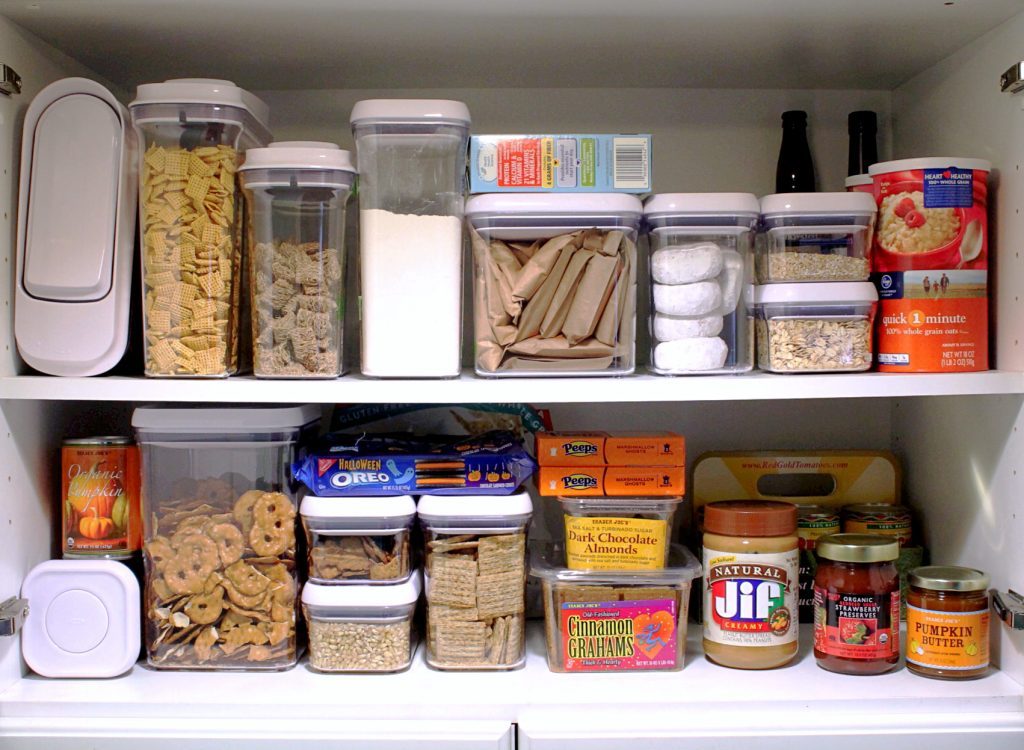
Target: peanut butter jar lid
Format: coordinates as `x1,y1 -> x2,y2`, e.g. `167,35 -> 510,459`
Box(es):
703,500 -> 797,537
816,533 -> 899,563
909,565 -> 990,592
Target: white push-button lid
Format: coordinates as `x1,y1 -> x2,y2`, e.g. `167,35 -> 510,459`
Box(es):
45,589 -> 109,653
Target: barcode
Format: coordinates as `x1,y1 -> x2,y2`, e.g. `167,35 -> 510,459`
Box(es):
613,137 -> 650,189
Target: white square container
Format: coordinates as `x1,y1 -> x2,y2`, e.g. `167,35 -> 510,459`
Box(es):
302,573 -> 421,673
754,282 -> 878,373
757,193 -> 877,283
300,495 -> 416,584
644,193 -> 758,374
466,193 -> 641,377
558,496 -> 683,570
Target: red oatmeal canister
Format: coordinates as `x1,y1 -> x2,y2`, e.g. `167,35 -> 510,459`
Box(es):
869,158 -> 990,373
845,174 -> 874,195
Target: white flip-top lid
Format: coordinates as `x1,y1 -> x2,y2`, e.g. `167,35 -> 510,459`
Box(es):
760,192 -> 876,217
417,490 -> 533,520
240,141 -> 356,173
465,193 -> 642,218
644,192 -> 760,217
754,281 -> 878,305
302,572 -> 422,609
130,78 -> 270,125
350,99 -> 471,126
845,174 -> 873,188
869,157 -> 992,175
132,404 -> 321,432
300,494 -> 416,520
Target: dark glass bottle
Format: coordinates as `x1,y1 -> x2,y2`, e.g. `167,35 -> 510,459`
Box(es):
847,111 -> 878,176
775,110 -> 815,193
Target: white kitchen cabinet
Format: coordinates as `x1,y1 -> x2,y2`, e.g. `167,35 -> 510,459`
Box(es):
1,2 -> 1024,748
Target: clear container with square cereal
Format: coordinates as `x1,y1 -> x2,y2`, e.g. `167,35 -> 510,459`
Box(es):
418,491 -> 532,670
465,193 -> 641,376
559,497 -> 683,570
644,193 -> 758,374
132,405 -> 320,670
754,282 -> 878,373
300,495 -> 415,584
302,573 -> 421,673
757,192 -> 877,283
531,543 -> 701,673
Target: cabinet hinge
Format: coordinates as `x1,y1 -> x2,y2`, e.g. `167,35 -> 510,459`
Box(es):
1000,62 -> 1024,93
993,589 -> 1024,630
0,64 -> 21,96
0,596 -> 28,636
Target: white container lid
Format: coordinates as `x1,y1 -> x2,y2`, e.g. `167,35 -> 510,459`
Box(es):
130,78 -> 270,127
644,193 -> 760,217
302,571 -> 422,609
132,404 -> 321,432
869,157 -> 992,175
844,174 -> 873,188
760,192 -> 876,217
350,99 -> 471,126
240,142 -> 356,173
417,490 -> 533,520
301,494 -> 416,520
754,281 -> 879,305
465,193 -> 642,218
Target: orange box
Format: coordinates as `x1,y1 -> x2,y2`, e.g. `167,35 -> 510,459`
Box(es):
535,432 -> 608,466
535,431 -> 685,467
538,466 -> 685,497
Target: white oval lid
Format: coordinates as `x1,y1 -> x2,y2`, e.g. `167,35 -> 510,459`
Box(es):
644,192 -> 759,217
132,404 -> 320,431
761,192 -> 876,216
130,78 -> 270,127
869,157 -> 992,175
417,490 -> 533,519
302,572 -> 422,608
465,193 -> 642,217
350,99 -> 470,126
300,494 -> 416,520
844,174 -> 873,187
240,142 -> 356,173
754,281 -> 879,305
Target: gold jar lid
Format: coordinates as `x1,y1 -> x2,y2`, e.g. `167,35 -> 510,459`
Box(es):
815,533 -> 899,563
909,565 -> 990,592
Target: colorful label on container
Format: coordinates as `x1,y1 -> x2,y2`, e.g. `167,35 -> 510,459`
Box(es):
906,605 -> 989,671
843,518 -> 912,546
62,443 -> 141,556
813,587 -> 900,660
797,518 -> 841,550
560,598 -> 677,671
703,549 -> 798,648
564,516 -> 668,570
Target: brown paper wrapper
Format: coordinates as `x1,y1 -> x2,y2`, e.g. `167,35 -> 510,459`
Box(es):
515,243 -> 578,342
563,253 -> 619,346
508,336 -> 615,359
540,249 -> 593,339
511,234 -> 575,300
499,356 -> 615,372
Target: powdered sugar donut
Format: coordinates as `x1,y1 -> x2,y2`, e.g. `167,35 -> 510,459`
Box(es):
653,281 -> 722,317
653,337 -> 729,372
651,243 -> 723,284
653,313 -> 724,341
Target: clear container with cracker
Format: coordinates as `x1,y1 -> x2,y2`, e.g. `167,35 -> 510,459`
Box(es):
300,495 -> 415,585
558,496 -> 683,571
129,79 -> 272,378
417,491 -> 532,671
531,543 -> 701,673
132,405 -> 319,671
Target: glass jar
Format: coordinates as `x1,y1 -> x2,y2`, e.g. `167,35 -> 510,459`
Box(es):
813,533 -> 900,675
906,565 -> 990,680
842,503 -> 912,546
702,500 -> 799,669
797,505 -> 840,623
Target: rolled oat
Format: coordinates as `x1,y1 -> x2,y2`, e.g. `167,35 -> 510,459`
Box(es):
757,317 -> 872,372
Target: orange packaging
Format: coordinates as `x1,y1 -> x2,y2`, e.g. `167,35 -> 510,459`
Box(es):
538,466 -> 685,496
535,431 -> 685,467
62,437 -> 141,558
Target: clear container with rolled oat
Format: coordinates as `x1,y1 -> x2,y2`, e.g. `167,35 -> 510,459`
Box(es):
754,282 -> 878,373
300,495 -> 415,584
302,573 -> 421,673
129,79 -> 272,377
240,142 -> 356,378
757,193 -> 877,283
418,491 -> 532,671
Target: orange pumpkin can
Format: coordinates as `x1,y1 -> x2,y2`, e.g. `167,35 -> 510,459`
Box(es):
62,437 -> 141,559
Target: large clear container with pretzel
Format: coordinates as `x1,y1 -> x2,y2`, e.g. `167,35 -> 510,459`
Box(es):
129,79 -> 272,377
418,492 -> 532,671
132,405 -> 320,670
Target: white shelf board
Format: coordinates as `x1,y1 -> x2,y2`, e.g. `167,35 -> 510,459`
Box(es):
0,370 -> 1021,405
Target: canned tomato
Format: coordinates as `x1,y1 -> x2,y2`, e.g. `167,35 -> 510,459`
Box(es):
62,437 -> 141,559
841,503 -> 912,547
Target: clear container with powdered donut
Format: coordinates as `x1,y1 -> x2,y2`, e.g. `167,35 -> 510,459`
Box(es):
466,193 -> 641,377
643,193 -> 758,374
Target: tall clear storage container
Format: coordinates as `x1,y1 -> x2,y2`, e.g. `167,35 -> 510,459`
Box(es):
239,142 -> 355,378
129,79 -> 272,378
350,99 -> 470,378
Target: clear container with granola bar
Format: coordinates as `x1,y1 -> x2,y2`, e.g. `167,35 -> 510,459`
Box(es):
239,142 -> 355,378
300,495 -> 415,584
129,79 -> 272,377
418,491 -> 532,671
132,405 -> 320,670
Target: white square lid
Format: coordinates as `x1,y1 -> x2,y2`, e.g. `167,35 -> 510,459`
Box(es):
302,571 -> 422,609
132,404 -> 321,432
300,494 -> 416,520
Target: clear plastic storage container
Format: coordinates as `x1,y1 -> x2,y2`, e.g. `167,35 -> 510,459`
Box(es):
240,142 -> 356,378
754,282 -> 878,373
300,495 -> 415,584
302,573 -> 421,673
350,100 -> 470,378
558,496 -> 683,570
129,79 -> 272,377
757,192 -> 877,283
465,193 -> 641,376
132,405 -> 320,670
644,193 -> 758,374
418,492 -> 532,671
531,543 -> 701,673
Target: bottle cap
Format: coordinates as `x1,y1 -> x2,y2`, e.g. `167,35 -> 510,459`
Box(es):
781,110 -> 808,124
909,565 -> 989,592
815,533 -> 899,563
704,500 -> 797,537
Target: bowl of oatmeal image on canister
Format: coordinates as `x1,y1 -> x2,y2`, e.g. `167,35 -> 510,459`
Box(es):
869,158 -> 990,273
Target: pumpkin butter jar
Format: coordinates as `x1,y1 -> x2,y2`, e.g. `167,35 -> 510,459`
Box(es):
906,566 -> 990,680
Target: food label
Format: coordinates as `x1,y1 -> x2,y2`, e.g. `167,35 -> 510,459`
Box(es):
813,586 -> 900,660
564,516 -> 668,570
560,598 -> 677,671
797,519 -> 840,550
843,517 -> 912,546
62,444 -> 141,556
906,605 -> 989,670
703,549 -> 797,647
